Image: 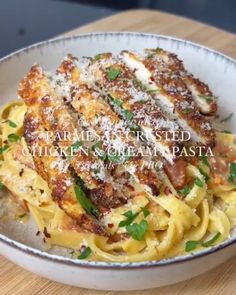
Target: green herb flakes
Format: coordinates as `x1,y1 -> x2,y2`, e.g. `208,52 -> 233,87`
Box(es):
8,120 -> 17,128
179,185 -> 191,197
8,133 -> 21,143
0,181 -> 4,191
107,68 -> 121,81
185,232 -> 221,252
194,177 -> 204,187
74,184 -> 99,217
0,145 -> 9,154
126,219 -> 148,241
228,162 -> 236,184
78,247 -> 91,259
199,155 -> 210,168
141,207 -> 150,218
94,54 -> 102,61
220,113 -> 234,123
119,210 -> 139,227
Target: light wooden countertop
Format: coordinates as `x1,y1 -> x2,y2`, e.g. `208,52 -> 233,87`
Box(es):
1,9 -> 236,295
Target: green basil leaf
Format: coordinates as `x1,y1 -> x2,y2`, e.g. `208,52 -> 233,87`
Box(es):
78,247 -> 91,259
126,219 -> 148,241
74,184 -> 99,217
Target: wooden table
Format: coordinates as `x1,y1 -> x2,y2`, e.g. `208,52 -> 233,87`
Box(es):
1,9 -> 236,295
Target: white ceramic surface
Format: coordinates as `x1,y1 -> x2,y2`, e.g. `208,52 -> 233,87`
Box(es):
0,32 -> 236,291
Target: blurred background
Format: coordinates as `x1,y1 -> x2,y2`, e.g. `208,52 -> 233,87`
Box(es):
0,0 -> 235,58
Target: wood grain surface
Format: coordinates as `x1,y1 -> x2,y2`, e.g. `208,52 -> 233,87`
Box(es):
1,9 -> 236,295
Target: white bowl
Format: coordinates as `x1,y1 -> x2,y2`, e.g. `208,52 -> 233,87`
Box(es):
0,32 -> 236,291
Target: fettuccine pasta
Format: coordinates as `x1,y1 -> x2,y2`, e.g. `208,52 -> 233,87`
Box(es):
0,48 -> 236,262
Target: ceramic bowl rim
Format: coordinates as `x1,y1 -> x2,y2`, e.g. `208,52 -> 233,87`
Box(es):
0,31 -> 236,270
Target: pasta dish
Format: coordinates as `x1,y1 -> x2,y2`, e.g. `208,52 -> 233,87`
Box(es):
0,48 -> 235,262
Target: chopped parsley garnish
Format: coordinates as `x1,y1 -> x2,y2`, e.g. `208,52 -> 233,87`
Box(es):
141,207 -> 150,218
220,113 -> 234,123
76,177 -> 86,192
113,98 -> 123,107
107,153 -> 120,163
179,185 -> 191,197
18,213 -> 27,219
71,140 -> 82,152
91,142 -> 106,160
78,247 -> 92,259
119,210 -> 139,227
92,168 -> 100,175
0,145 -> 9,154
198,95 -> 218,101
221,130 -> 232,134
138,99 -> 145,104
74,184 -> 99,217
147,89 -> 160,94
228,162 -> 236,184
182,108 -> 190,114
129,123 -> 141,132
185,240 -> 199,252
0,181 -> 4,191
107,68 -> 121,81
126,219 -> 148,241
8,133 -> 21,143
8,120 -> 17,128
147,53 -> 154,59
194,177 -> 204,187
201,232 -> 221,247
94,54 -> 102,61
185,232 -> 221,252
198,168 -> 210,182
199,155 -> 210,168
122,109 -> 133,121
133,78 -> 144,89
156,47 -> 163,52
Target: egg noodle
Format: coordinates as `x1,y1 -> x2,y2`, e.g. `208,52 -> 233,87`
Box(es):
0,49 -> 236,262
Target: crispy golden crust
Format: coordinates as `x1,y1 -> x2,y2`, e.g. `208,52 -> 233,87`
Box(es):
58,56 -> 161,195
145,49 -> 218,115
89,54 -> 183,162
18,65 -> 107,235
122,51 -> 215,147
